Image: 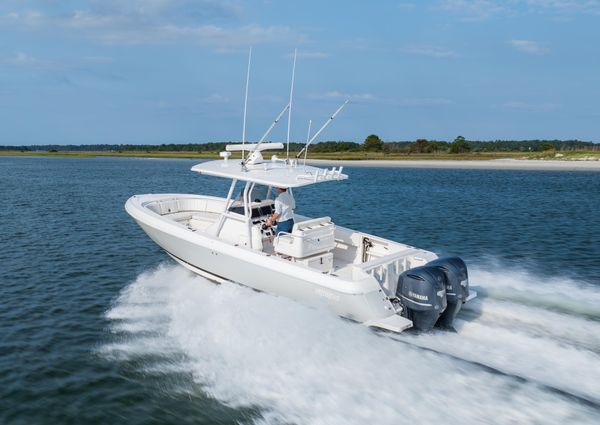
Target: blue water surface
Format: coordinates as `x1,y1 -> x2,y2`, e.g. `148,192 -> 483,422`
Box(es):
1,156 -> 598,425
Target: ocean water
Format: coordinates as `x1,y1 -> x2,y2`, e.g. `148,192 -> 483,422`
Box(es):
1,156 -> 599,425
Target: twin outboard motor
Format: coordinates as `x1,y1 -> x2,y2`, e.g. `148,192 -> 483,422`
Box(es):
397,266 -> 447,332
427,257 -> 469,328
396,256 -> 469,332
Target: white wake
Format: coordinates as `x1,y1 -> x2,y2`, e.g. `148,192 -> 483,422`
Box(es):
102,263 -> 600,425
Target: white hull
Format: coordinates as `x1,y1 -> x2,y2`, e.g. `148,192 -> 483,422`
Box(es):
125,193 -> 448,333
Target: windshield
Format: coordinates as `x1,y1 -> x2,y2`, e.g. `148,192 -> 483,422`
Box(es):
228,184 -> 274,217
232,184 -> 272,204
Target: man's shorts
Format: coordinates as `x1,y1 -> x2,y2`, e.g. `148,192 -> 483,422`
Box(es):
276,218 -> 294,235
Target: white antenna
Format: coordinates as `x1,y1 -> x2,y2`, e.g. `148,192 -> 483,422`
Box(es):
303,119 -> 312,166
296,100 -> 348,159
286,48 -> 297,161
241,47 -> 252,160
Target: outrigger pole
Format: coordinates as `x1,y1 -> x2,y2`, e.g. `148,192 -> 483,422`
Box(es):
258,103 -> 290,145
303,119 -> 312,165
296,99 -> 349,159
241,103 -> 290,168
286,49 -> 297,161
241,47 -> 252,161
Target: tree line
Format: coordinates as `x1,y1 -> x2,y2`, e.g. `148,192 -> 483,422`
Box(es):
2,136 -> 598,154
365,136 -> 599,153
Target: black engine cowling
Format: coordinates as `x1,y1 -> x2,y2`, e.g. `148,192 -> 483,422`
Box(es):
396,266 -> 447,332
426,256 -> 469,329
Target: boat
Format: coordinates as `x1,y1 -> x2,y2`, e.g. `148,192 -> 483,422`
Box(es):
125,52 -> 476,333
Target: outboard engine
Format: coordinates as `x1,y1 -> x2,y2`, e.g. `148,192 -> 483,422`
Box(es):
396,266 -> 447,332
426,257 -> 469,329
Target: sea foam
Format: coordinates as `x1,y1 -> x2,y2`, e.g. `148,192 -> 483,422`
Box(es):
103,263 -> 600,425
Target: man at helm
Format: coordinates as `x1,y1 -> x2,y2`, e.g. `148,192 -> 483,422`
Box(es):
266,187 -> 295,235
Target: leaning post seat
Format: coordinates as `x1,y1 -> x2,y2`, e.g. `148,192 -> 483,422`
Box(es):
273,217 -> 336,258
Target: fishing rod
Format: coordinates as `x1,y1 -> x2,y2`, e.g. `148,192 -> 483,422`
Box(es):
296,99 -> 349,159
303,119 -> 312,166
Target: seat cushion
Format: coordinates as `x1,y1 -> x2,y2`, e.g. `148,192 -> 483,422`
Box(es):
274,217 -> 335,258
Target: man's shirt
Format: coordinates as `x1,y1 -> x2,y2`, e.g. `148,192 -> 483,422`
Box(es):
274,191 -> 295,222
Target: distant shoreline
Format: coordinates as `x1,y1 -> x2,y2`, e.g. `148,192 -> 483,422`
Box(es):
2,151 -> 599,171
306,159 -> 600,171
307,159 -> 600,171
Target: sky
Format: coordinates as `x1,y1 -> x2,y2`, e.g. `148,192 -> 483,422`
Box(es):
1,0 -> 599,145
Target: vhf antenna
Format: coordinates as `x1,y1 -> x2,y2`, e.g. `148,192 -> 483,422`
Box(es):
286,49 -> 297,161
241,47 -> 252,161
296,100 -> 349,159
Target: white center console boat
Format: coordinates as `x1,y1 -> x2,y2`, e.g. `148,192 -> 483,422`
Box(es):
126,51 -> 475,332
126,142 -> 476,333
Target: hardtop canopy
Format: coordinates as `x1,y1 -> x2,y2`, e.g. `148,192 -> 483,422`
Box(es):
191,159 -> 348,188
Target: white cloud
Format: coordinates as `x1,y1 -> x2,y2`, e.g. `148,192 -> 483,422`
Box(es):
1,51 -> 80,84
201,94 -> 229,104
6,52 -> 37,66
402,45 -> 456,58
503,101 -> 559,111
2,52 -> 58,71
525,0 -> 600,14
0,4 -> 303,50
314,91 -> 377,102
67,10 -> 128,30
509,39 -> 550,54
436,0 -> 600,19
86,0 -> 241,23
160,24 -> 300,50
398,2 -> 417,9
308,92 -> 452,107
436,0 -> 505,20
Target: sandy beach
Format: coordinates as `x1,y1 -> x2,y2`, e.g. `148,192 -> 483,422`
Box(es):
306,158 -> 600,171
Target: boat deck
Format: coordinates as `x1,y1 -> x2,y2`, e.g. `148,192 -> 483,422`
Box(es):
139,194 -> 436,293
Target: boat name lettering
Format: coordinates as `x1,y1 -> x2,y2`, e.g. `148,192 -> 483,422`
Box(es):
315,288 -> 340,302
